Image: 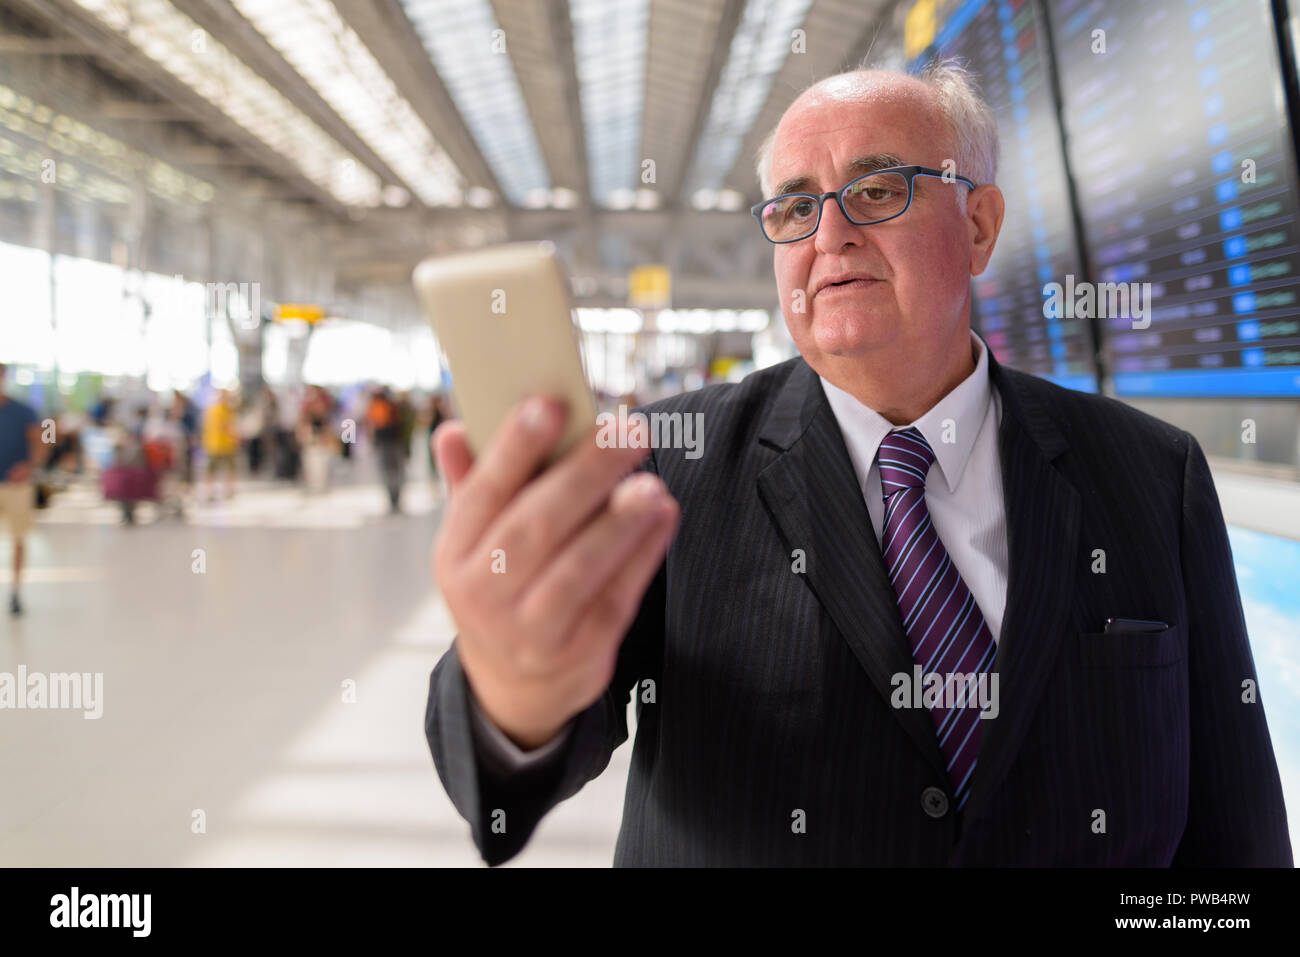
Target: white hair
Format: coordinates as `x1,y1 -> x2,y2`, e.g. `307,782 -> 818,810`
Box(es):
755,58 -> 999,207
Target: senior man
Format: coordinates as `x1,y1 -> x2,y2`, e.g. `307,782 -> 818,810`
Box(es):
424,62 -> 1291,866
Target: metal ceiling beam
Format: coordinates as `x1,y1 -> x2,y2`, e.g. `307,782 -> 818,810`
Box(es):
167,0 -> 416,201
5,0 -> 356,218
643,0 -> 745,279
538,0 -> 598,270
720,0 -> 894,199
336,0 -> 504,198
0,35 -> 93,53
538,0 -> 592,210
325,207 -> 771,281
100,100 -> 204,120
333,262 -> 777,309
168,146 -> 262,166
480,0 -> 587,202
656,0 -> 746,208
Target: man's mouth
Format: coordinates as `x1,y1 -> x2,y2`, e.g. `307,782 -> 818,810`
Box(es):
815,277 -> 880,297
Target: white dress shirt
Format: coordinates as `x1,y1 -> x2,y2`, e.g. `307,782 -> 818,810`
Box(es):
818,328 -> 1009,643
472,328 -> 1011,771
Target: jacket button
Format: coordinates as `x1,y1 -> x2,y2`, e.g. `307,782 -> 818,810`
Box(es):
921,787 -> 949,818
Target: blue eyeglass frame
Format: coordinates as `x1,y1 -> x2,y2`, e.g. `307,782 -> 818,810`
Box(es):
750,165 -> 978,243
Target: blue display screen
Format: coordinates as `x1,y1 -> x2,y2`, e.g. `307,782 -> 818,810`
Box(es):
1049,0 -> 1300,396
912,0 -> 1098,393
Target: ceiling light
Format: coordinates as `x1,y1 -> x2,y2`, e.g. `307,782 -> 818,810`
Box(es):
399,0 -> 550,205
233,0 -> 465,206
571,0 -> 650,206
71,0 -> 384,206
684,0 -> 814,193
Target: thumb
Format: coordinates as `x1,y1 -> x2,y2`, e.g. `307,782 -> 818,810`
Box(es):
432,421 -> 474,492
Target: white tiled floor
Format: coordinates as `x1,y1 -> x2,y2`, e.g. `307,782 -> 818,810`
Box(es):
0,470 -> 633,867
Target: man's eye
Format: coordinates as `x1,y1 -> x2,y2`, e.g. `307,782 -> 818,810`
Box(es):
854,186 -> 897,201
787,199 -> 816,219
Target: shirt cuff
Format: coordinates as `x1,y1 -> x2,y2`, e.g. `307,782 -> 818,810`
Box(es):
467,687 -> 573,776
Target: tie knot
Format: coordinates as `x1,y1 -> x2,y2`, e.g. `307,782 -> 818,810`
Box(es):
878,427 -> 935,496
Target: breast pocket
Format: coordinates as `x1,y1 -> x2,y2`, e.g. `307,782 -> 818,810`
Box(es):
1047,623 -> 1191,861
1074,623 -> 1187,669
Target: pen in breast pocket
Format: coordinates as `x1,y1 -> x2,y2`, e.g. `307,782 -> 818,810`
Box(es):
1104,618 -> 1169,634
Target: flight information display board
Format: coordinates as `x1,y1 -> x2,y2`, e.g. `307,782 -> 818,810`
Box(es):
1048,0 -> 1300,396
904,0 -> 1096,392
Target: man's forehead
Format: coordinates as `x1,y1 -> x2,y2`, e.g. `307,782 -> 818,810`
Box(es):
770,75 -> 945,184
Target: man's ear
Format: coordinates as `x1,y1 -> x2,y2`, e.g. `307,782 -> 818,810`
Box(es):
967,184 -> 1005,276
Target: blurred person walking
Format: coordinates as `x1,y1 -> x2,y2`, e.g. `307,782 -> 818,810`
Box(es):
168,390 -> 199,489
298,385 -> 334,495
202,389 -> 240,501
397,391 -> 417,467
240,387 -> 274,476
272,386 -> 301,482
0,363 -> 44,616
141,399 -> 184,519
367,386 -> 406,513
81,395 -> 119,474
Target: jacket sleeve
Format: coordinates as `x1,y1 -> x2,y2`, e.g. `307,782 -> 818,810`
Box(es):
1171,433 -> 1292,866
424,453 -> 668,866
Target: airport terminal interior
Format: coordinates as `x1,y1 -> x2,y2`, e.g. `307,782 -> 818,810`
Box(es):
1,0 -> 1299,866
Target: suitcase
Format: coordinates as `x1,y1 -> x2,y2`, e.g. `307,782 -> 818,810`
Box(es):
102,465 -> 161,502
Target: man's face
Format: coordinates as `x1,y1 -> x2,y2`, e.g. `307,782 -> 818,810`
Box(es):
768,74 -> 979,371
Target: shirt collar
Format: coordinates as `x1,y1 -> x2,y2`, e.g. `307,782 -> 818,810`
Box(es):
819,328 -> 995,496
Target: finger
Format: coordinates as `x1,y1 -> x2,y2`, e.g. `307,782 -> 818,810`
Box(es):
516,472 -> 675,638
433,421 -> 474,492
478,417 -> 652,589
440,397 -> 566,556
561,491 -> 680,670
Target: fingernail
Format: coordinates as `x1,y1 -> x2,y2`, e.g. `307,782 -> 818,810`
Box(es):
634,474 -> 662,499
520,398 -> 552,432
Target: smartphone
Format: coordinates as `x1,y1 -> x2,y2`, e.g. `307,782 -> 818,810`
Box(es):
413,242 -> 596,464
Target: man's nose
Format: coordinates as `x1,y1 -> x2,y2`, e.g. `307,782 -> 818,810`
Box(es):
813,194 -> 864,254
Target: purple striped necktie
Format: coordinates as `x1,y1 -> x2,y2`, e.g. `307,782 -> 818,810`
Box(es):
877,427 -> 996,813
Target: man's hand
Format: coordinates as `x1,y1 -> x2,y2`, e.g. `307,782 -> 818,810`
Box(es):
6,461 -> 31,483
432,397 -> 680,751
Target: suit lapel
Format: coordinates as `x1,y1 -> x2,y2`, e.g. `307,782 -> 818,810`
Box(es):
754,342 -> 1081,813
756,361 -> 948,782
962,346 -> 1080,822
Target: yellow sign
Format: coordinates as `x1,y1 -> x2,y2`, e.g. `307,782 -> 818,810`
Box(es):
274,303 -> 326,323
628,265 -> 671,309
904,0 -> 938,60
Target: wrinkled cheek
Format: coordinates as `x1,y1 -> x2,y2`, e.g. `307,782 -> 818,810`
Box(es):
897,249 -> 964,320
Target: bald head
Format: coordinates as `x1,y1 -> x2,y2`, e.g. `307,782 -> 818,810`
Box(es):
756,61 -> 997,198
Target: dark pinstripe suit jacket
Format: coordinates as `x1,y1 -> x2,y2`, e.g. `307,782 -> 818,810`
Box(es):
425,336 -> 1293,866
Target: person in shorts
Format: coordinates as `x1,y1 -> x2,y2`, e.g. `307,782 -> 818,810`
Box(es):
202,389 -> 240,501
0,363 -> 43,617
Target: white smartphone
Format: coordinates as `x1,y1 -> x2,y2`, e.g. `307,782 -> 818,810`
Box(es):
413,242 -> 596,464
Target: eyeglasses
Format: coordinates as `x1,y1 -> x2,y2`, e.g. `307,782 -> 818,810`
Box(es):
751,165 -> 977,244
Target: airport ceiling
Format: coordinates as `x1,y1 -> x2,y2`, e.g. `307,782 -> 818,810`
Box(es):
1,0 -> 894,308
